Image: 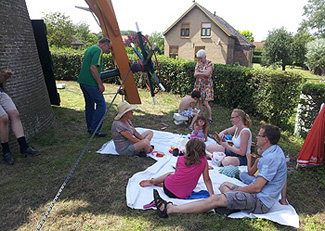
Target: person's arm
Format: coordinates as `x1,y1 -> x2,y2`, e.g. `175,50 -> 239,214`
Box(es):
202,162 -> 214,196
90,65 -> 105,93
219,125 -> 236,138
194,65 -> 213,78
247,154 -> 260,176
120,130 -> 141,143
193,124 -> 199,135
233,176 -> 267,193
220,129 -> 250,156
133,129 -> 144,140
204,126 -> 208,142
279,178 -> 288,205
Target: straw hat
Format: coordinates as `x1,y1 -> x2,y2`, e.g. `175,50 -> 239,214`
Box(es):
114,102 -> 137,120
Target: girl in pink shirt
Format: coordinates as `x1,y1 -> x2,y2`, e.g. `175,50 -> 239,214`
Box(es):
140,138 -> 214,199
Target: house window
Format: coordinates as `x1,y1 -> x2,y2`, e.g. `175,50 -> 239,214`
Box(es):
201,23 -> 211,36
180,23 -> 190,37
169,46 -> 179,59
194,46 -> 205,59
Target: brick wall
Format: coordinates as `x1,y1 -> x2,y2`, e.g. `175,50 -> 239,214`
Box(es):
0,0 -> 54,153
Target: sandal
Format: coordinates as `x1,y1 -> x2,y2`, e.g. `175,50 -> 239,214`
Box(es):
153,189 -> 172,218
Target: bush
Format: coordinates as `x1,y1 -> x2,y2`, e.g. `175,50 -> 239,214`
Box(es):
249,70 -> 303,131
213,64 -> 255,114
298,82 -> 325,137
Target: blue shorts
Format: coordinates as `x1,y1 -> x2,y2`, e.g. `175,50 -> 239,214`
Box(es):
225,148 -> 247,166
179,108 -> 193,117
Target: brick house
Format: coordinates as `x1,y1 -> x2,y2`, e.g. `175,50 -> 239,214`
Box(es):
163,3 -> 255,67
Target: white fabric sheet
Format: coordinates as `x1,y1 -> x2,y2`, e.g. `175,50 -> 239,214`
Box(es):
97,127 -> 217,160
126,157 -> 299,228
98,128 -> 299,228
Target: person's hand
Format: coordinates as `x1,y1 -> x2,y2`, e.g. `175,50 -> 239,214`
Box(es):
220,141 -> 228,148
3,70 -> 12,80
279,198 -> 289,205
246,153 -> 253,161
98,83 -> 105,93
251,154 -> 260,159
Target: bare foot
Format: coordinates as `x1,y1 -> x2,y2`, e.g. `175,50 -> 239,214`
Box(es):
139,178 -> 155,187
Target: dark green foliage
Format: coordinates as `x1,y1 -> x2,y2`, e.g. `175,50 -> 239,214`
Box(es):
252,56 -> 262,63
292,31 -> 313,67
213,64 -> 255,114
300,0 -> 325,38
298,82 -> 325,137
262,27 -> 294,71
51,48 -> 83,80
43,12 -> 75,48
50,50 -> 303,130
250,70 -> 303,131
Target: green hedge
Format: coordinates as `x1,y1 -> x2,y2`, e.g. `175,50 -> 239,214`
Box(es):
250,70 -> 303,130
298,83 -> 325,137
50,49 -> 303,131
252,56 -> 262,63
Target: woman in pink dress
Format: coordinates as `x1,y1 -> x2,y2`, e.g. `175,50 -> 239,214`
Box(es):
194,49 -> 214,124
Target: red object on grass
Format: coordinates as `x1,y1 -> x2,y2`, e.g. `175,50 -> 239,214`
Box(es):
297,106 -> 325,167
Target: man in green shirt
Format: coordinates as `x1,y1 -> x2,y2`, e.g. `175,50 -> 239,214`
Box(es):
78,38 -> 112,137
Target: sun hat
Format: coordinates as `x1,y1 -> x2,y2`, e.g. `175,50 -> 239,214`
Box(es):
114,102 -> 137,120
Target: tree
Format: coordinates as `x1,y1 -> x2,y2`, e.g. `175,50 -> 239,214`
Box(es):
292,30 -> 314,67
300,0 -> 325,38
74,22 -> 90,42
147,31 -> 164,55
305,38 -> 325,78
43,12 -> 75,47
238,30 -> 254,42
74,22 -> 98,47
261,27 -> 293,71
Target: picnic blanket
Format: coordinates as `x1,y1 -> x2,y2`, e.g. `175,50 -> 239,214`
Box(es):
97,128 -> 299,228
126,157 -> 299,228
97,127 -> 217,160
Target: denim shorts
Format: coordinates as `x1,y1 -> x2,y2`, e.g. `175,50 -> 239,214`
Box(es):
118,144 -> 137,156
225,148 -> 247,166
179,108 -> 193,117
224,185 -> 270,214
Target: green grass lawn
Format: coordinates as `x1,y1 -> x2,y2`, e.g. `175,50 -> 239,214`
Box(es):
0,81 -> 324,230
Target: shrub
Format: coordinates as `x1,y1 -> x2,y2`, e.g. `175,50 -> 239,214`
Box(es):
298,82 -> 325,137
249,70 -> 303,131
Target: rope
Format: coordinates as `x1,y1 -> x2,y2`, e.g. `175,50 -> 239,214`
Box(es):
35,67 -> 132,231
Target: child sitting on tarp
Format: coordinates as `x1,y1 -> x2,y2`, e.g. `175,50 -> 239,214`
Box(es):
190,115 -> 208,141
239,147 -> 262,184
139,138 -> 214,199
178,90 -> 201,131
